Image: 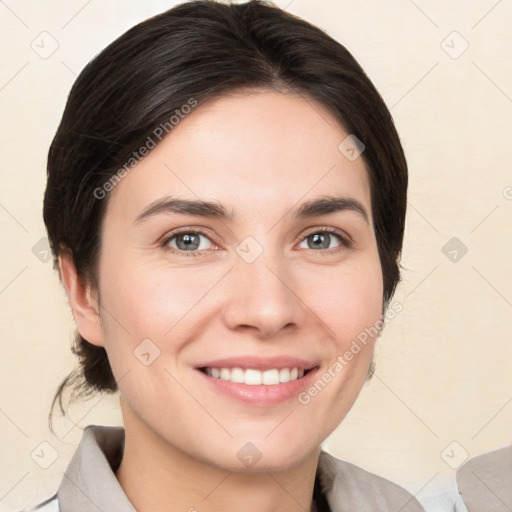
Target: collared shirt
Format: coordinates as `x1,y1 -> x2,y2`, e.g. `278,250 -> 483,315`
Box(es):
455,445 -> 512,511
23,425 -> 425,512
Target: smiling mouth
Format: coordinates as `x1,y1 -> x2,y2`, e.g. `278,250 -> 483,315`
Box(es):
198,366 -> 315,385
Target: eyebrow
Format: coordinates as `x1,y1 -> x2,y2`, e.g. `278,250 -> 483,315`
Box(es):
133,195 -> 369,225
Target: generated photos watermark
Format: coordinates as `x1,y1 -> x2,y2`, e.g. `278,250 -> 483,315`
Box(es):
93,98 -> 198,200
297,301 -> 403,405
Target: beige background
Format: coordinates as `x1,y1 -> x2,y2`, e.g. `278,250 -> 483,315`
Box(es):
1,1 -> 511,511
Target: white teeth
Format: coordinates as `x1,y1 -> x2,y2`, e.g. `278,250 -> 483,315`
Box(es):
279,368 -> 290,383
245,369 -> 262,385
262,369 -> 280,385
230,367 -> 245,383
203,367 -> 307,385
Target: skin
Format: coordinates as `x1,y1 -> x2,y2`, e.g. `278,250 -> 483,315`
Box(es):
59,88 -> 384,512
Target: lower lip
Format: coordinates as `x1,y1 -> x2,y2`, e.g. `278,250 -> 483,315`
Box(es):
195,367 -> 320,406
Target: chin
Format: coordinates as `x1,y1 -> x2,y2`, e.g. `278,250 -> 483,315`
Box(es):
204,429 -> 322,474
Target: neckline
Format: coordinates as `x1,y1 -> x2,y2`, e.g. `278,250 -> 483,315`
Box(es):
312,467 -> 332,512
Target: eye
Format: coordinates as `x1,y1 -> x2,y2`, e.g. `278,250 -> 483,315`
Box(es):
162,229 -> 216,257
297,227 -> 351,252
161,226 -> 351,258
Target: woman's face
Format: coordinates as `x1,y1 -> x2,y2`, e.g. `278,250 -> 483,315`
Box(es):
91,89 -> 383,471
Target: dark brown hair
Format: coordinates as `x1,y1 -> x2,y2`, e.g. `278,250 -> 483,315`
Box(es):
43,0 -> 407,425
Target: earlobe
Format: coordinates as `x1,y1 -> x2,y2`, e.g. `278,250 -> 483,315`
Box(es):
58,248 -> 105,347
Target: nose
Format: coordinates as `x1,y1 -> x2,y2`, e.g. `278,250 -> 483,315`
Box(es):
221,246 -> 304,339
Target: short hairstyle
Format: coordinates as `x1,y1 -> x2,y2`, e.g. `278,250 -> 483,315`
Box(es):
43,0 -> 408,418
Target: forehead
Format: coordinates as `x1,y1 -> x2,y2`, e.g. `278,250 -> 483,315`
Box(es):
105,89 -> 372,225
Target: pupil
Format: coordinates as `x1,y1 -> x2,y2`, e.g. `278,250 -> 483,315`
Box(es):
311,233 -> 328,250
179,234 -> 199,250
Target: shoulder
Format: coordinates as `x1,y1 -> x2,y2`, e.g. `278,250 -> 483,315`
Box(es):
318,451 -> 425,512
456,445 -> 512,511
19,494 -> 59,512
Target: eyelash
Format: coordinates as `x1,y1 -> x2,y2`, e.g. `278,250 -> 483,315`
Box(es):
161,226 -> 352,258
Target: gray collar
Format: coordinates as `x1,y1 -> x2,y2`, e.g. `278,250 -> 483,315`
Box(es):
57,424 -> 424,512
58,425 -> 134,511
456,445 -> 512,511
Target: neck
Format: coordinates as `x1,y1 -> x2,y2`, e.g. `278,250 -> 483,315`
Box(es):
116,405 -> 320,512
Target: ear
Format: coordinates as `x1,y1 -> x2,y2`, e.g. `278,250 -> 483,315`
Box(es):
58,248 -> 105,347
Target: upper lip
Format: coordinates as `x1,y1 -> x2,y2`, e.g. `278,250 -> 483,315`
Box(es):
195,356 -> 319,371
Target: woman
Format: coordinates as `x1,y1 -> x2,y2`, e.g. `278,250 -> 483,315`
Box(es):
27,1 -> 423,510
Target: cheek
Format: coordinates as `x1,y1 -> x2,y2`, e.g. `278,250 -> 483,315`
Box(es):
293,256 -> 383,442
300,255 -> 384,347
96,264 -> 197,401
98,235 -> 383,372
99,247 -> 383,346
99,259 -> 210,338
96,257 -> 231,385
